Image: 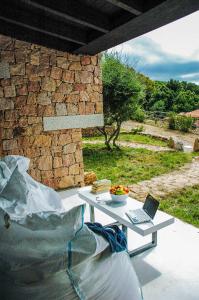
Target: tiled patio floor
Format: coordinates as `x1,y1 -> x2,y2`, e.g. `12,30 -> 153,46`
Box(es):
59,188 -> 199,300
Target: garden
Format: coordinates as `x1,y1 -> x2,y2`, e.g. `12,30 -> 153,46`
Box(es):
83,53 -> 199,228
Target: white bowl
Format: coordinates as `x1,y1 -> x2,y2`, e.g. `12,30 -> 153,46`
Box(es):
110,193 -> 129,203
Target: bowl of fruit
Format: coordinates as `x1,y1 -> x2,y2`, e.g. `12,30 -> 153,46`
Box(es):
110,185 -> 129,203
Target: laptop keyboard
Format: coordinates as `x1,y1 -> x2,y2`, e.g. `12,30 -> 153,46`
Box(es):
127,209 -> 151,224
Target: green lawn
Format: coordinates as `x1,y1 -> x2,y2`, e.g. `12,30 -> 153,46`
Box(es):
160,186 -> 199,228
83,132 -> 167,147
83,143 -> 193,186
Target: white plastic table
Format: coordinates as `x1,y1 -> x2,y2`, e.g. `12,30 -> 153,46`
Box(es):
78,186 -> 174,256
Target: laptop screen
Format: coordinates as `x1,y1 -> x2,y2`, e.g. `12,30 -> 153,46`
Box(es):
143,194 -> 159,219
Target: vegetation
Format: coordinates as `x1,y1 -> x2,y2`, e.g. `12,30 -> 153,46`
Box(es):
83,132 -> 167,147
83,143 -> 193,186
100,53 -> 144,150
168,113 -> 194,132
140,78 -> 199,113
160,185 -> 199,228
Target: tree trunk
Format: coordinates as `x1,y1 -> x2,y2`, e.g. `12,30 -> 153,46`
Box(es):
113,122 -> 121,148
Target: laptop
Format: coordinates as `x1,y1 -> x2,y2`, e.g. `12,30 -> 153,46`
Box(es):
126,194 -> 159,224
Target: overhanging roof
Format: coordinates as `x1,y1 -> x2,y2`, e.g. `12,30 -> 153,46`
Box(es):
0,0 -> 199,55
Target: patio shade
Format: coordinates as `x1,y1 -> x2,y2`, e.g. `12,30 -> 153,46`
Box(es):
0,0 -> 199,54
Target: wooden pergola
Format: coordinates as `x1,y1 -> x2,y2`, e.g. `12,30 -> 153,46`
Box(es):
0,0 -> 199,54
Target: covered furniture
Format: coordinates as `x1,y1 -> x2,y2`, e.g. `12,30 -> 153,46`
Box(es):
0,156 -> 143,300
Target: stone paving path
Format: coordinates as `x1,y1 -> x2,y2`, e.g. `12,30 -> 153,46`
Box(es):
129,157 -> 199,201
83,140 -> 172,152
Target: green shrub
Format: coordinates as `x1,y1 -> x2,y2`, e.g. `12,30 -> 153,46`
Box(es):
168,112 -> 177,130
131,125 -> 144,134
132,107 -> 146,122
168,113 -> 194,132
176,115 -> 194,132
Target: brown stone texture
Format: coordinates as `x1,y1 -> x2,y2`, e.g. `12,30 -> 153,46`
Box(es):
0,34 -> 102,189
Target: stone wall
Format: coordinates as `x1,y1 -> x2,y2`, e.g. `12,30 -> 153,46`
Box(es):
0,34 -> 103,189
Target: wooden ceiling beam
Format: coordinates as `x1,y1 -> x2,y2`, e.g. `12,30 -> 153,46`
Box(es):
105,0 -> 143,15
75,0 -> 199,55
0,19 -> 77,52
0,3 -> 87,45
20,0 -> 110,33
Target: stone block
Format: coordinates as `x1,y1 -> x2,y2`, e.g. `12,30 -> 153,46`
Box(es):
91,55 -> 98,66
85,102 -> 95,114
96,101 -> 103,113
69,163 -> 79,175
74,84 -> 86,91
62,70 -> 75,83
27,93 -> 37,104
69,62 -> 81,71
52,92 -> 65,102
53,157 -> 63,168
4,85 -> 16,98
57,176 -> 74,189
41,170 -> 54,179
37,91 -> 51,105
37,155 -> 52,171
1,51 -> 15,63
68,54 -> 80,61
81,56 -> 91,65
63,143 -> 76,154
75,149 -> 83,163
42,105 -> 55,117
16,84 -> 28,96
58,134 -> 72,146
0,87 -> 3,97
62,153 -> 75,167
57,57 -> 69,69
34,135 -> 52,147
2,128 -> 13,139
51,67 -> 62,80
10,63 -> 25,76
0,98 -> 14,110
1,79 -> 11,87
42,77 -> 56,92
66,94 -> 79,102
79,71 -> 93,83
193,138 -> 199,152
20,105 -> 37,116
29,169 -> 41,182
78,102 -> 85,115
80,91 -> 89,102
54,167 -> 68,178
3,139 -> 18,150
30,52 -> 40,65
28,81 -> 40,92
67,103 -> 78,115
56,103 -> 67,116
57,82 -> 73,94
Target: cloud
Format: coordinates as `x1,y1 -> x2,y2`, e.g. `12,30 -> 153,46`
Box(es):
110,37 -> 199,84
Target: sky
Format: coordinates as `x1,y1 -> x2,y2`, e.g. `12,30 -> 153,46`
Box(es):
110,10 -> 199,84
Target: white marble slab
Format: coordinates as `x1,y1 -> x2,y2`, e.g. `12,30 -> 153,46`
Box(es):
43,114 -> 104,131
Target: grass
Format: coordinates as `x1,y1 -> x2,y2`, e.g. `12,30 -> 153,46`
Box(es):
83,132 -> 167,147
160,186 -> 199,228
83,143 -> 193,186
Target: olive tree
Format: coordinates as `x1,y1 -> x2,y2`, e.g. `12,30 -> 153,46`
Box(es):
98,53 -> 143,150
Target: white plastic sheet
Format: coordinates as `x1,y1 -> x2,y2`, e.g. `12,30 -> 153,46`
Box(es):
0,155 -> 143,300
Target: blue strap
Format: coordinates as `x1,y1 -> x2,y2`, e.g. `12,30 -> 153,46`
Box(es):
85,222 -> 127,253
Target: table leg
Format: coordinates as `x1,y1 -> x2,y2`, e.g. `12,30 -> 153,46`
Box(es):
128,231 -> 158,257
89,205 -> 95,223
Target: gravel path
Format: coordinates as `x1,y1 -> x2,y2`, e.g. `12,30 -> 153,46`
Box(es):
129,157 -> 199,201
83,140 -> 172,152
122,120 -> 198,145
